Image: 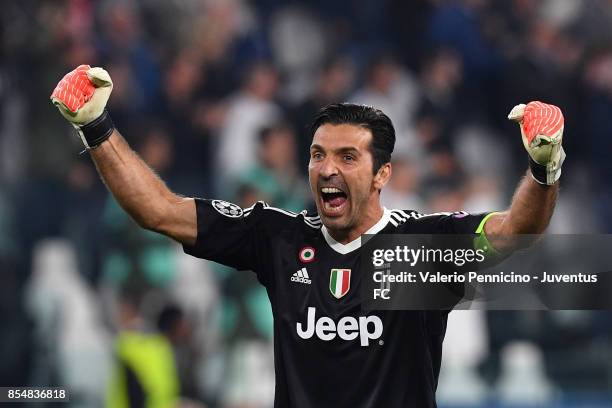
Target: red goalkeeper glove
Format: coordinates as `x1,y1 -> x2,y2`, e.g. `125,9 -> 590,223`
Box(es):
50,64 -> 115,149
508,101 -> 566,185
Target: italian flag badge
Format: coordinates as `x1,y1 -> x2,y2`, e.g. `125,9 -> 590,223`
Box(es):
329,269 -> 351,299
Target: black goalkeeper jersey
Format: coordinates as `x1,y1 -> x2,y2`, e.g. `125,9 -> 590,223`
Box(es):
183,199 -> 490,408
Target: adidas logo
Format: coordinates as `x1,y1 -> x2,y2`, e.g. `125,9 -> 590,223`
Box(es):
291,267 -> 312,285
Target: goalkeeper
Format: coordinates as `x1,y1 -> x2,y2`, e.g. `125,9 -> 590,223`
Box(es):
50,65 -> 564,408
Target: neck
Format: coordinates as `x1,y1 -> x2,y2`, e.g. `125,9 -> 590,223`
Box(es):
327,204 -> 385,244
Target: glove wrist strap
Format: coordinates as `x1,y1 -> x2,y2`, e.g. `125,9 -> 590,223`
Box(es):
529,156 -> 548,185
529,154 -> 563,186
76,109 -> 115,149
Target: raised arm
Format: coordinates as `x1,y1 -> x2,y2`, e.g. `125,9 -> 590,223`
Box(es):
90,131 -> 196,244
483,101 -> 565,252
483,174 -> 557,251
51,65 -> 197,245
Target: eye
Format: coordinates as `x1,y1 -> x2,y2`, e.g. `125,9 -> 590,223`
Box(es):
343,154 -> 355,162
311,151 -> 323,160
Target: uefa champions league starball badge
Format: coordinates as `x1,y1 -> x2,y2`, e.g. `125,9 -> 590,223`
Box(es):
212,200 -> 243,218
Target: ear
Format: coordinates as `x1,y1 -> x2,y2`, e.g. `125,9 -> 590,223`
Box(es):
373,162 -> 392,191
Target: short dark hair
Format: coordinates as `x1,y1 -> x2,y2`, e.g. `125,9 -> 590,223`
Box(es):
310,103 -> 395,174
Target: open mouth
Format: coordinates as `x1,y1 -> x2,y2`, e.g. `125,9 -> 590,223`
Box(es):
320,187 -> 348,215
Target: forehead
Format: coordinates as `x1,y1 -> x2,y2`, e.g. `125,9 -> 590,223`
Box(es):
311,124 -> 372,151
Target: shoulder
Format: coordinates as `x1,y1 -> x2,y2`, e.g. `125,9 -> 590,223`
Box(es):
387,208 -> 467,225
243,201 -> 322,230
387,209 -> 428,227
385,208 -> 475,233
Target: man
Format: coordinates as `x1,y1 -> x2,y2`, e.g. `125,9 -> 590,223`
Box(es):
51,65 -> 564,407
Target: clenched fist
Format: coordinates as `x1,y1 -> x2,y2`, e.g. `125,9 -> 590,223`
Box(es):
508,101 -> 566,185
51,64 -> 115,149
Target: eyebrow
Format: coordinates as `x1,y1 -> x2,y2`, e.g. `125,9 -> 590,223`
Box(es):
310,144 -> 361,155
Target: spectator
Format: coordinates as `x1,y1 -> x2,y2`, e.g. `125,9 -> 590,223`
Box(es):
380,158 -> 425,211
351,54 -> 420,157
236,123 -> 310,212
292,56 -> 356,174
216,61 -> 281,193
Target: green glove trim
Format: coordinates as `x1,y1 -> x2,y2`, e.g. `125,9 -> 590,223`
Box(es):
473,212 -> 501,259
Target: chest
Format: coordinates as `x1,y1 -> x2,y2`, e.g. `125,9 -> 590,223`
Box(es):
267,237 -> 364,312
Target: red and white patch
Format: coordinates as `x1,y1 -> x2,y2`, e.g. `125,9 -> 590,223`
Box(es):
299,246 -> 316,263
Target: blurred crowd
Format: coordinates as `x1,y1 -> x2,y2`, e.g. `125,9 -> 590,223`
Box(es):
2,0 -> 612,406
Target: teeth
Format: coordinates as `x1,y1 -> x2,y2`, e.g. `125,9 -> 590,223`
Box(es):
321,187 -> 343,194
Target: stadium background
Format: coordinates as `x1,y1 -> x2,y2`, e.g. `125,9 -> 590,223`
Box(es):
1,0 -> 612,406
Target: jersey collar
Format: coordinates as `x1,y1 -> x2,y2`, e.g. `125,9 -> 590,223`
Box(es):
321,207 -> 391,255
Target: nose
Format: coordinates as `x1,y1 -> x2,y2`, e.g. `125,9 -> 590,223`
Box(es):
319,156 -> 339,179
